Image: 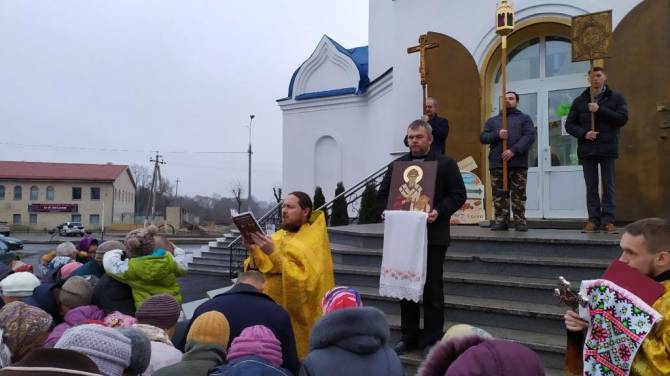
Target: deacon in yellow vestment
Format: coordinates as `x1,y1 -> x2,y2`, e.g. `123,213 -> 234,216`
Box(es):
632,280 -> 670,375
244,193 -> 334,359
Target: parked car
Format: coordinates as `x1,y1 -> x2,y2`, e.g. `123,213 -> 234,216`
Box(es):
57,222 -> 86,237
0,241 -> 18,265
0,234 -> 23,251
0,222 -> 9,236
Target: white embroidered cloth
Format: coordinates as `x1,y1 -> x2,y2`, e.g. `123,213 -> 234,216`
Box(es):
379,210 -> 428,302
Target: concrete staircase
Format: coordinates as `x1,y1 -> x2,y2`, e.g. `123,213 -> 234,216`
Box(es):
327,223 -> 620,375
188,229 -> 241,276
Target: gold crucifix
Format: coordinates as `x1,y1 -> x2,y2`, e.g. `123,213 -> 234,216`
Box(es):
407,34 -> 439,107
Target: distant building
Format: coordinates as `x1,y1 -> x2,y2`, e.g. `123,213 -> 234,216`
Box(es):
0,161 -> 136,231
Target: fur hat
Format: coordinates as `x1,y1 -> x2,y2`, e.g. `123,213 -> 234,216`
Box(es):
135,294 -> 180,329
59,276 -> 94,309
55,324 -> 131,376
0,272 -> 40,297
125,226 -> 158,257
442,324 -> 493,342
227,325 -> 283,368
187,311 -> 230,347
56,242 -> 77,258
321,286 -> 363,314
0,348 -> 102,375
418,336 -> 544,376
95,240 -> 125,263
119,328 -> 151,375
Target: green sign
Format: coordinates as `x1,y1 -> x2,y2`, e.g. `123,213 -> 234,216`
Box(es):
556,103 -> 571,117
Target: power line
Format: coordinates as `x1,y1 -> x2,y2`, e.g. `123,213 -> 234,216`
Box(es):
0,141 -> 246,155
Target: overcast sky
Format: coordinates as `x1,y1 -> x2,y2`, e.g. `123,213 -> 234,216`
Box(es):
0,1 -> 369,202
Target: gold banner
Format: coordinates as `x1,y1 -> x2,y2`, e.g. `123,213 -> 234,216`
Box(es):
571,10 -> 612,62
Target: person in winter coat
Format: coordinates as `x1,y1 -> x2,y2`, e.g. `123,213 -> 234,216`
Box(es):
154,311 -> 229,376
0,348 -> 102,375
209,325 -> 292,376
71,240 -> 124,279
565,66 -> 628,234
132,294 -> 183,375
44,276 -> 103,347
103,226 -> 187,308
0,272 -> 40,305
299,287 -> 403,376
480,91 -> 535,232
418,335 -> 544,376
0,301 -> 53,368
183,271 -> 299,373
92,274 -> 136,316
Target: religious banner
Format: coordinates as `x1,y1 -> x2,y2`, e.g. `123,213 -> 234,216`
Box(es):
571,10 -> 612,62
450,171 -> 485,224
28,203 -> 78,213
386,161 -> 437,213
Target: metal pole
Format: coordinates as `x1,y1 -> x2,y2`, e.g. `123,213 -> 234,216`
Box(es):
589,59 -> 596,131
501,35 -> 509,192
247,114 -> 255,213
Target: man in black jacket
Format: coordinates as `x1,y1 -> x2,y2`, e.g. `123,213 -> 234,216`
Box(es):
480,91 -> 536,231
184,271 -> 300,374
378,119 -> 466,354
403,97 -> 450,155
565,67 -> 628,234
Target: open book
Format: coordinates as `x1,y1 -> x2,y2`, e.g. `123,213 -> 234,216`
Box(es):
232,212 -> 265,244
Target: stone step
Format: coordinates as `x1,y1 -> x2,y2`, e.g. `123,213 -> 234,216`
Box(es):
331,243 -> 608,281
199,252 -> 246,262
352,286 -> 567,336
385,315 -> 566,371
188,263 -> 232,277
333,264 -> 563,305
328,225 -> 620,259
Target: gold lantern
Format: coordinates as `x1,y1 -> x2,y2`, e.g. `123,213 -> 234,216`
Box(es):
496,0 -> 515,36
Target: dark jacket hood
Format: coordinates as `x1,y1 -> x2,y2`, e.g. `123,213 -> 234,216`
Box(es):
309,307 -> 389,354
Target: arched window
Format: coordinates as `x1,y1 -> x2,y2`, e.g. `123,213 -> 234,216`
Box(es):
13,186 -> 22,200
46,186 -> 55,201
0,185 -> 4,200
30,186 -> 38,201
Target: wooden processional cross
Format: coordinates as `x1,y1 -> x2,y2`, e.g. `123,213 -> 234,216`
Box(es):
407,34 -> 439,108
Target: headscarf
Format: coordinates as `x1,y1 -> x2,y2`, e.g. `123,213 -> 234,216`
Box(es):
0,301 -> 53,362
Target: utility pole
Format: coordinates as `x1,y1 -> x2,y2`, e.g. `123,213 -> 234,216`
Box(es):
145,151 -> 166,225
247,114 -> 255,213
174,178 -> 181,206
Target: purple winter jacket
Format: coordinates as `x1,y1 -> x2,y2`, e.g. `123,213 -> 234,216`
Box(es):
44,305 -> 105,347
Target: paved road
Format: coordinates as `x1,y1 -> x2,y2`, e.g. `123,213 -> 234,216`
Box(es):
16,242 -> 228,303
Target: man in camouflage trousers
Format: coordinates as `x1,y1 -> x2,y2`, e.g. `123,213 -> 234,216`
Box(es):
480,91 -> 536,231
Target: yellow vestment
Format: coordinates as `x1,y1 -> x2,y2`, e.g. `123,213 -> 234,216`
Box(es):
244,211 -> 334,358
632,280 -> 670,375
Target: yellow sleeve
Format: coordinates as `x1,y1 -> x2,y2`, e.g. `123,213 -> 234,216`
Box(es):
633,285 -> 670,375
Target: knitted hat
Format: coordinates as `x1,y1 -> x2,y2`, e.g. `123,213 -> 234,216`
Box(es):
59,276 -> 94,309
227,325 -> 283,368
77,236 -> 98,252
321,286 -> 363,314
48,256 -> 73,273
443,324 -> 493,342
0,348 -> 102,376
56,242 -> 77,258
0,272 -> 41,297
0,302 -> 53,363
186,311 -> 230,347
119,328 -> 151,375
95,241 -> 125,263
125,226 -> 158,257
55,324 -> 131,376
59,262 -> 83,279
10,260 -> 32,273
135,294 -> 181,330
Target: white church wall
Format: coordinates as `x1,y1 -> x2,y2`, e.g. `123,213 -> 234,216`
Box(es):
281,96 -> 368,201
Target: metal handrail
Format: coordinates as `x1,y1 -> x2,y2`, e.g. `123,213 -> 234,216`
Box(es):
226,164 -> 388,278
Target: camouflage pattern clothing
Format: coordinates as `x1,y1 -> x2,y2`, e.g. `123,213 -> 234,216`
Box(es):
490,168 -> 528,224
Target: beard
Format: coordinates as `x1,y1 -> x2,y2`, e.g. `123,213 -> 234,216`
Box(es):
281,221 -> 302,233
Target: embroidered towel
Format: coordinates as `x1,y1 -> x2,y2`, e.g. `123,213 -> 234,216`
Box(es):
579,279 -> 663,376
379,210 -> 428,302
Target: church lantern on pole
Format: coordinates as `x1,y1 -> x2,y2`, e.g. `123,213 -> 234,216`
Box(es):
495,0 -> 515,191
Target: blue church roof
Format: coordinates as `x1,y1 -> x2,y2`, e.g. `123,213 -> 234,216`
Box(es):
284,36 -> 369,101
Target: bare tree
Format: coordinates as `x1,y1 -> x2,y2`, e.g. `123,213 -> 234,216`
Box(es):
129,164 -> 152,188
231,182 -> 244,213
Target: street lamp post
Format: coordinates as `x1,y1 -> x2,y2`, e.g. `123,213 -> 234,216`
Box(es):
247,114 -> 255,213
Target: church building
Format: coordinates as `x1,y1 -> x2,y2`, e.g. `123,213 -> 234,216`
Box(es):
278,0 -> 669,221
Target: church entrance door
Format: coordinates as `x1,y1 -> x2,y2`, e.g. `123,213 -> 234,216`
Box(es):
491,36 -> 590,219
